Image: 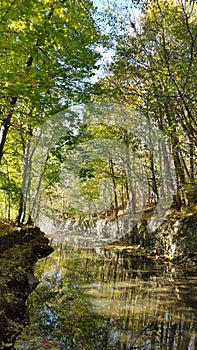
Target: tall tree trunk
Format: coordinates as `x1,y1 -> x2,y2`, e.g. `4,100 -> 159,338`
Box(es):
172,137 -> 186,208
0,53 -> 35,164
0,97 -> 18,163
189,136 -> 195,181
125,148 -> 137,215
15,193 -> 24,226
15,132 -> 33,225
109,158 -> 118,220
149,150 -> 159,202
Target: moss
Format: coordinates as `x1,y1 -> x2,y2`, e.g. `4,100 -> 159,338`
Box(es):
0,225 -> 53,347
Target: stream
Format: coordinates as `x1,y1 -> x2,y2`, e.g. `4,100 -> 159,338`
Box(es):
15,234 -> 197,350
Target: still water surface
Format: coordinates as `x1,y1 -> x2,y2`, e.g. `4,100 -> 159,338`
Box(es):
16,242 -> 197,350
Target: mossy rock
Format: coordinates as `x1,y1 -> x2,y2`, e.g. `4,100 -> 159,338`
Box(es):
0,224 -> 53,347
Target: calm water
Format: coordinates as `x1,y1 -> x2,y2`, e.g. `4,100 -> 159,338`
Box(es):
15,243 -> 197,350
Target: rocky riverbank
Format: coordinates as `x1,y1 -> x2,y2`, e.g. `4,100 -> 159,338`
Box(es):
125,208 -> 197,266
0,221 -> 53,349
39,205 -> 197,269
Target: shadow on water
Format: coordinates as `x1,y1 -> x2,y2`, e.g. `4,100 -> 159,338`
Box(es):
15,243 -> 197,350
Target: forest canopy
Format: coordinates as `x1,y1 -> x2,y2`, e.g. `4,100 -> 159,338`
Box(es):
0,0 -> 196,223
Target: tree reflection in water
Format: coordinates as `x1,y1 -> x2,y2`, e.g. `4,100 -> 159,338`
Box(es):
15,245 -> 197,350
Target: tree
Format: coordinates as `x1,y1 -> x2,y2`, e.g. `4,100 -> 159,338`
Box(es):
95,0 -> 197,208
0,0 -> 101,220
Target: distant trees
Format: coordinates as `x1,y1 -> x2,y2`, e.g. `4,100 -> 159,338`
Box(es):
31,0 -> 197,222
94,0 -> 197,210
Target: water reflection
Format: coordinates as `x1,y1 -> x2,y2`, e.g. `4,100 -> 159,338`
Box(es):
16,245 -> 197,350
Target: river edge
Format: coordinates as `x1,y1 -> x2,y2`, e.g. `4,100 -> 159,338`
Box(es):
41,206 -> 197,270
114,207 -> 197,270
0,222 -> 53,349
0,207 -> 196,348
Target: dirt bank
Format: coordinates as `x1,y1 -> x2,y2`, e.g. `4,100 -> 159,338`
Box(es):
0,221 -> 53,349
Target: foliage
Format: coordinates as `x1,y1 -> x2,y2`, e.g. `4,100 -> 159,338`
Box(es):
42,0 -> 197,221
94,0 -> 197,209
0,0 -> 101,220
0,0 -> 196,220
